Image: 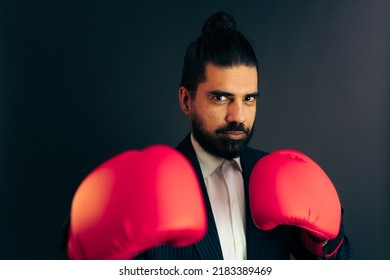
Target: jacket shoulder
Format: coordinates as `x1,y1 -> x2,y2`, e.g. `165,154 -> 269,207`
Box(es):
244,146 -> 268,159
242,145 -> 268,166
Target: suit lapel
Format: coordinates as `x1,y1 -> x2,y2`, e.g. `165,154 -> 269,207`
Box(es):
176,134 -> 223,260
240,147 -> 269,260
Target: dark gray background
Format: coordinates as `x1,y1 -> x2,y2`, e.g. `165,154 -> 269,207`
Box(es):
1,0 -> 389,259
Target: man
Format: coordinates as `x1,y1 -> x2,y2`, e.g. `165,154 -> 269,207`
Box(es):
134,11 -> 352,260
66,11 -> 352,260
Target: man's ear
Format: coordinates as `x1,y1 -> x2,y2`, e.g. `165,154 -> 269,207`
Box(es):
178,86 -> 192,116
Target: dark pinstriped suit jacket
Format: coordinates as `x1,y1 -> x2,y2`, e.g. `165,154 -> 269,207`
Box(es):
135,134 -> 352,260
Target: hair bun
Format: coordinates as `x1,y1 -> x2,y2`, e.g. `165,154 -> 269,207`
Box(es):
202,11 -> 236,34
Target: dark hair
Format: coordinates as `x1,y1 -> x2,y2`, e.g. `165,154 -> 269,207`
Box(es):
180,11 -> 258,93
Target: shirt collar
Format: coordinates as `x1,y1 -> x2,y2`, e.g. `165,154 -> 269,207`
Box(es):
190,133 -> 242,179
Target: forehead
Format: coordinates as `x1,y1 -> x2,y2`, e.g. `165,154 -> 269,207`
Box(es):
199,63 -> 258,94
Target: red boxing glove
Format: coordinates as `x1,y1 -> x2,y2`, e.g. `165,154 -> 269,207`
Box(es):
67,145 -> 207,259
249,149 -> 342,256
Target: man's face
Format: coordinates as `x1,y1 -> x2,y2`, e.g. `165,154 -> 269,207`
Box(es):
180,63 -> 258,160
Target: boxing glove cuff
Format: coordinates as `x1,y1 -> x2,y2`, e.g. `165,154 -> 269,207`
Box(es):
301,209 -> 345,259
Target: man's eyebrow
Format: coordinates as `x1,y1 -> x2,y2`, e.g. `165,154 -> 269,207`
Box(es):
246,92 -> 260,97
207,90 -> 259,97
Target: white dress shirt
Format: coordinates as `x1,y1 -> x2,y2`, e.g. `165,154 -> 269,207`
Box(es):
191,134 -> 246,260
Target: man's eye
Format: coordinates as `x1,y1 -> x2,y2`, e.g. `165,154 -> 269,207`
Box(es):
245,96 -> 257,102
213,95 -> 228,102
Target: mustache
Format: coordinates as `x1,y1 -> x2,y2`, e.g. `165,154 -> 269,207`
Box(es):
216,122 -> 250,136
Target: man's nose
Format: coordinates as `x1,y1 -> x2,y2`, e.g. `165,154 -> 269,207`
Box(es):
226,100 -> 246,124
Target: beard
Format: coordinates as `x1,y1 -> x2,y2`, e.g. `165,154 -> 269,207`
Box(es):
191,111 -> 254,160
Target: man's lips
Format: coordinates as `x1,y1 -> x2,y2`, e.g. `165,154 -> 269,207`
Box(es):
223,131 -> 246,140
